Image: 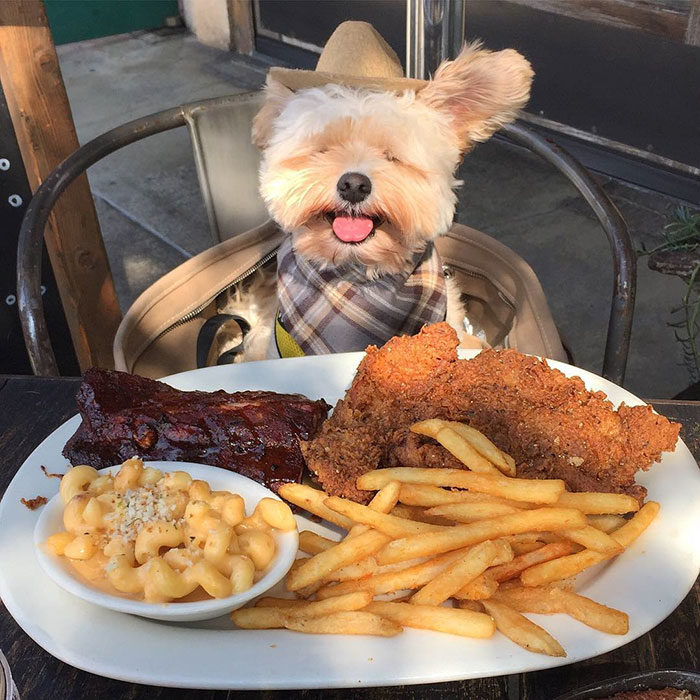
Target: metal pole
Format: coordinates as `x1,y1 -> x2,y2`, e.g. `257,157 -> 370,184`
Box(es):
406,0 -> 465,79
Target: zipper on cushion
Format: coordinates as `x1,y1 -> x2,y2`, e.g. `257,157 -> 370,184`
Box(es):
152,247 -> 279,343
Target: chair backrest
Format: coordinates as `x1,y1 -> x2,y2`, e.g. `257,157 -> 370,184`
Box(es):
184,93 -> 267,241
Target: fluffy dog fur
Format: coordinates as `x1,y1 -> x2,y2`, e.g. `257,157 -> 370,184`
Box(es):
221,42 -> 533,361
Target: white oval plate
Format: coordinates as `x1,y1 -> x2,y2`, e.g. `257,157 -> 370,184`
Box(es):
0,351 -> 698,690
33,462 -> 299,622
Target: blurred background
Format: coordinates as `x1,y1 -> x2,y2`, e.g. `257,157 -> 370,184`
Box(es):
1,0 -> 699,397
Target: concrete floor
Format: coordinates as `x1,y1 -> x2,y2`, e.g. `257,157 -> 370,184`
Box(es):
58,28 -> 694,398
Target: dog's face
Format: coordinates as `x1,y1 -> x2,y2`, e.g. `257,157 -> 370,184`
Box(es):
254,43 -> 533,276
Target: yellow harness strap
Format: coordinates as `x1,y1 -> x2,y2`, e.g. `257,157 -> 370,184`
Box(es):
275,314 -> 305,358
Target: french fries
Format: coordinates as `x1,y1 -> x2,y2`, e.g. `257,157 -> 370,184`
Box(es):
493,586 -> 629,635
286,529 -> 389,591
348,480 -> 402,536
558,525 -> 623,554
486,541 -> 575,582
376,508 -> 586,565
410,540 -> 512,606
521,502 -> 660,587
315,548 -> 469,600
556,491 -> 640,515
426,501 -> 523,523
411,421 -> 501,475
298,530 -> 337,555
391,504 -> 454,526
357,468 -> 565,504
587,514 -> 627,533
324,496 -> 447,538
453,573 -> 499,600
399,483 -> 534,509
233,606 -> 401,636
285,611 -> 402,637
366,601 -> 495,638
412,419 -> 516,476
245,422 -> 659,659
481,600 -> 566,657
278,483 -> 354,530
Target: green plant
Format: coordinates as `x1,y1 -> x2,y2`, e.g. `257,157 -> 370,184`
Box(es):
640,207 -> 700,382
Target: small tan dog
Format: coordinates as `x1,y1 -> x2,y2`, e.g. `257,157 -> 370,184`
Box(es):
223,22 -> 533,361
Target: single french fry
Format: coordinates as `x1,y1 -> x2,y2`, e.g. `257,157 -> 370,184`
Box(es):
453,573 -> 499,600
324,496 -> 447,538
410,539 -> 512,606
298,530 -> 337,555
399,483 -> 534,509
287,557 -> 324,598
391,504 -> 454,526
487,541 -> 575,582
558,526 -> 623,555
255,597 -> 307,608
376,508 -> 587,565
295,580 -> 324,599
556,491 -> 640,515
426,501 -> 523,523
284,591 -> 373,618
278,483 -> 354,530
366,601 -> 495,638
413,420 -> 516,477
284,611 -> 402,637
521,502 -> 659,586
449,423 -> 516,477
286,529 -> 390,591
433,426 -> 502,475
587,514 -> 627,533
232,606 -> 286,628
609,502 -> 660,547
326,556 -> 377,582
520,550 -> 603,587
510,541 -> 546,556
349,480 -> 402,537
399,483 -> 472,507
315,549 -> 469,600
493,586 -> 629,635
357,468 -> 565,504
481,599 -> 566,657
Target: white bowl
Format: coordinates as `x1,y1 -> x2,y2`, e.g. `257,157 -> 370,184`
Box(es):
33,461 -> 299,622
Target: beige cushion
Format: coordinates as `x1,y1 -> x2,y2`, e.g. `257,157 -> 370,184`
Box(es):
114,221 -> 565,378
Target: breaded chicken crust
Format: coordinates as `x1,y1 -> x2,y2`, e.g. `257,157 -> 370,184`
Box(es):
301,323 -> 679,502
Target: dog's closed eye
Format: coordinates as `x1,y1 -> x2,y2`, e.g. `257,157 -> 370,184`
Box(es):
383,150 -> 400,163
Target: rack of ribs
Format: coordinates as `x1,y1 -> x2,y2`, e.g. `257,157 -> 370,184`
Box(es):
63,368 -> 329,493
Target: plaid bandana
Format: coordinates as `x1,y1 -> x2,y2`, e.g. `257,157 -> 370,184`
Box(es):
276,236 -> 447,355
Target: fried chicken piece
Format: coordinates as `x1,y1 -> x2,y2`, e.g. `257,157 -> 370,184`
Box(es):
302,322 -> 680,502
432,349 -> 680,501
301,323 -> 458,501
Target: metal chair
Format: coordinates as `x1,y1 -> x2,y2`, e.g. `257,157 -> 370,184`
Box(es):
17,91 -> 635,384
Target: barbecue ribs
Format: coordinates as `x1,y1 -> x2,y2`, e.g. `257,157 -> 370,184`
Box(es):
63,369 -> 329,492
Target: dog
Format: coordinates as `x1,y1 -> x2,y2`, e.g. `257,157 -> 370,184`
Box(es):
219,41 -> 533,362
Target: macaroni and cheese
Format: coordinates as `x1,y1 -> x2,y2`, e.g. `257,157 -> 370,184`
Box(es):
45,458 -> 297,603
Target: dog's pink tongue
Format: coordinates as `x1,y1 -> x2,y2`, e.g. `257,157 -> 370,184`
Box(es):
332,215 -> 374,242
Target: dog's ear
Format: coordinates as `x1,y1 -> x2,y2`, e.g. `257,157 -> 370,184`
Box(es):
419,42 -> 533,150
252,76 -> 293,149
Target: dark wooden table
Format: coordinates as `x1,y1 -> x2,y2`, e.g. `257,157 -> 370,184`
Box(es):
1,376 -> 697,700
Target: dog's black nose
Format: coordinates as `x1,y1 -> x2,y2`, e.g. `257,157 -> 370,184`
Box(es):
337,172 -> 372,203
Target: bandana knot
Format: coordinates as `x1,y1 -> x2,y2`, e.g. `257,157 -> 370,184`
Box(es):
276,237 -> 447,355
